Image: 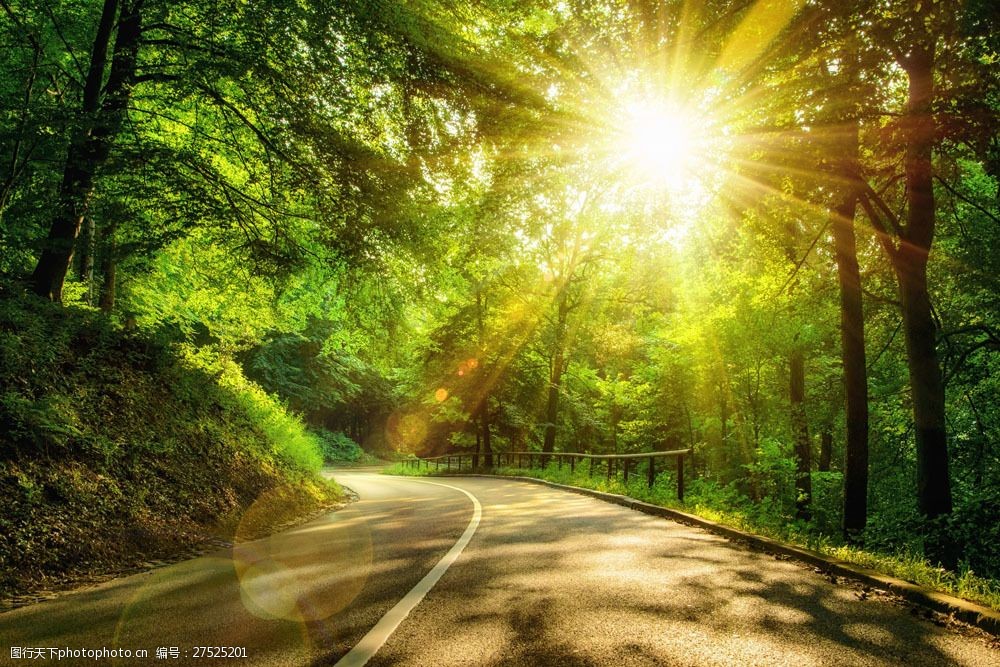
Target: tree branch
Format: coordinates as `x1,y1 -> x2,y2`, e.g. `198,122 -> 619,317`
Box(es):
859,180 -> 905,237
933,173 -> 1000,226
775,218 -> 829,297
868,319 -> 903,371
36,0 -> 86,81
858,191 -> 899,259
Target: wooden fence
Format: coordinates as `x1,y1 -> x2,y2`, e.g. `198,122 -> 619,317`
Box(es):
402,449 -> 690,500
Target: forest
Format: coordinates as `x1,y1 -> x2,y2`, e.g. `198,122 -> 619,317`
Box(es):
1,0 -> 998,609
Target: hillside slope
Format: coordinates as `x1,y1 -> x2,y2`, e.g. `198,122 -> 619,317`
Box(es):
0,297 -> 343,598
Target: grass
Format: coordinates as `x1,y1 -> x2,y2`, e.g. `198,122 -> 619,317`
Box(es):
382,459 -> 1000,613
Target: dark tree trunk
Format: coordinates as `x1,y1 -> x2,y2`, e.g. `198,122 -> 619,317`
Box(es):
896,253 -> 951,519
98,219 -> 117,313
542,349 -> 563,455
77,217 -> 96,303
475,288 -> 493,467
480,401 -> 492,467
831,114 -> 869,541
30,0 -> 142,301
609,416 -> 617,454
542,291 -> 569,456
790,349 -> 811,520
684,404 -> 700,479
897,49 -> 953,533
719,381 -> 729,471
819,430 -> 832,473
784,217 -> 811,520
839,29 -> 952,561
965,394 -> 986,488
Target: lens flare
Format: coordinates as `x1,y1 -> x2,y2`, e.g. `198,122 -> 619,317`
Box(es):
386,410 -> 428,452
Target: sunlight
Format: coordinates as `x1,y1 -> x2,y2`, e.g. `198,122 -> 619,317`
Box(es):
618,99 -> 701,183
601,91 -> 728,217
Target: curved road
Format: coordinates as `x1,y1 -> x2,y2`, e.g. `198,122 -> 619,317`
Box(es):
1,470 -> 997,666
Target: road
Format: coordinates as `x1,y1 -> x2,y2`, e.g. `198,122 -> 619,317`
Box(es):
1,470 -> 997,666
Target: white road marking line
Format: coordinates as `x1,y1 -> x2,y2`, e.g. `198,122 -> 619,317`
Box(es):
334,478 -> 482,667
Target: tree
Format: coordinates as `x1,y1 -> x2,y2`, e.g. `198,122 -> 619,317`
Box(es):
30,0 -> 141,301
830,113 -> 869,541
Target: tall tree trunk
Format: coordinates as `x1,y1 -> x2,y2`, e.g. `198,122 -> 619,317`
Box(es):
892,45 -> 954,567
610,400 -> 619,454
476,288 -> 492,467
684,404 -> 699,478
784,220 -> 811,520
77,217 -> 96,303
98,218 -> 117,313
790,349 -> 811,520
719,379 -> 729,472
542,291 -> 569,456
899,51 -> 952,495
896,254 -> 951,511
30,0 -> 142,301
818,429 -> 832,473
965,394 -> 986,489
831,113 -> 870,541
480,402 -> 492,467
542,347 -> 563,455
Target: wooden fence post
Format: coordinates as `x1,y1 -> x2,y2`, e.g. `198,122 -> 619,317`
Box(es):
647,457 -> 655,488
677,454 -> 684,501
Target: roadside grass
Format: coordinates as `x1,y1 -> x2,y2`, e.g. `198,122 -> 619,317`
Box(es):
382,460 -> 1000,613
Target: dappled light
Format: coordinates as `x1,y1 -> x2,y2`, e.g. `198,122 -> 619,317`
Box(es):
1,0 -> 998,663
361,476 -> 995,666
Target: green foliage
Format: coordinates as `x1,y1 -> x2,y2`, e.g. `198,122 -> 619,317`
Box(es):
181,347 -> 323,473
313,429 -> 366,463
2,0 -> 999,611
0,295 -> 337,595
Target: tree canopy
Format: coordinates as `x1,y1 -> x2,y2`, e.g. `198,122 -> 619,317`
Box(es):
2,0 -> 999,586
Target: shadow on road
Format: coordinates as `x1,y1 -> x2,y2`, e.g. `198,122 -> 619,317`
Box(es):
367,480 -> 993,667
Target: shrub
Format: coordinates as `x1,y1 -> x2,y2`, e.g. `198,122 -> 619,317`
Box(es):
313,429 -> 365,462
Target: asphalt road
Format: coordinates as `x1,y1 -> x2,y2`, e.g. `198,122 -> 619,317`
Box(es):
1,470 -> 997,666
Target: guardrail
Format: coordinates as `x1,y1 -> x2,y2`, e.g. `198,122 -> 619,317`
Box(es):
402,449 -> 691,500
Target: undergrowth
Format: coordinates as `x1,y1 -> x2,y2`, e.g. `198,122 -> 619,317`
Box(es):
0,296 -> 343,598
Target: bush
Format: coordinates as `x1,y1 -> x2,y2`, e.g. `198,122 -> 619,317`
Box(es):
313,429 -> 365,462
183,347 -> 323,473
948,488 -> 1000,579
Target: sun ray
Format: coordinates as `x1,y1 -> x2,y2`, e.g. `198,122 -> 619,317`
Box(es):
715,0 -> 808,75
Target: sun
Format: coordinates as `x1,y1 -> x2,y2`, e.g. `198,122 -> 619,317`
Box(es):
616,99 -> 703,185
